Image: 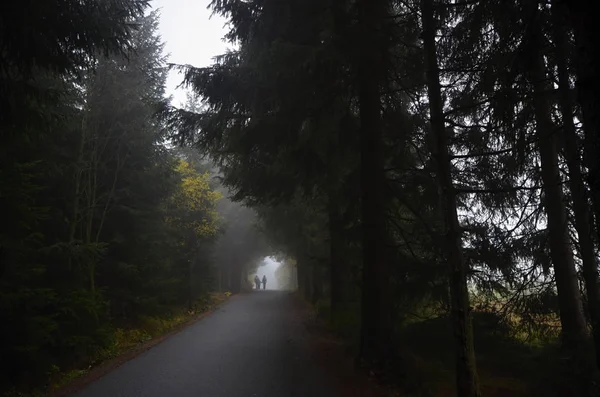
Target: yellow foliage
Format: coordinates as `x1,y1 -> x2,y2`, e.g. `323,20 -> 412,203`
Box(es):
169,159 -> 222,238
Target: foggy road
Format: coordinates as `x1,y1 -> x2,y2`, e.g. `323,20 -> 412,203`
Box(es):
74,291 -> 337,397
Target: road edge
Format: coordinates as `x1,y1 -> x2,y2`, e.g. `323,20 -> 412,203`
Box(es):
294,296 -> 391,397
49,294 -> 236,397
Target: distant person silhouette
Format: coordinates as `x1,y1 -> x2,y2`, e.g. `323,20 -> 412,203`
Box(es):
254,275 -> 261,290
262,275 -> 267,290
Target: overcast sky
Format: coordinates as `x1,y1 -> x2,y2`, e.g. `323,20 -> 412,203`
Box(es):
151,0 -> 230,105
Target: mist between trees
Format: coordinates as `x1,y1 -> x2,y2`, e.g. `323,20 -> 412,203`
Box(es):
2,0 -> 600,396
0,7 -> 272,395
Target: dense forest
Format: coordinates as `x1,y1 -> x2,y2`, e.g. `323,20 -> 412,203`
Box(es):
0,2 -> 269,394
1,0 -> 600,396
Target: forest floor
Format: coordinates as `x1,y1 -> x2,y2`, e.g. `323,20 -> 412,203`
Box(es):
295,298 -> 390,397
386,315 -> 539,397
311,301 -> 561,397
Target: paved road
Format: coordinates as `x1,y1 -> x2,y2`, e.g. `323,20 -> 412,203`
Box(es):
75,291 -> 337,397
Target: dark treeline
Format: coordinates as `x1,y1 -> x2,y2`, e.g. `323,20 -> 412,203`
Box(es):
0,2 -> 270,395
162,0 -> 600,396
2,0 -> 600,396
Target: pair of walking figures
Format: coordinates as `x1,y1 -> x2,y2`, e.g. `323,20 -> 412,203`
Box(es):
254,275 -> 267,290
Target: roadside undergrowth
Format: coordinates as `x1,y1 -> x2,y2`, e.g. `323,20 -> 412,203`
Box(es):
309,297 -> 560,397
6,292 -> 231,397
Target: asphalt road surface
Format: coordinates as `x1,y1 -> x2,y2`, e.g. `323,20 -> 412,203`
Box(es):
74,291 -> 337,397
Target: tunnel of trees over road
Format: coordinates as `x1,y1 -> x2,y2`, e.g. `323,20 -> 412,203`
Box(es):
1,0 -> 600,396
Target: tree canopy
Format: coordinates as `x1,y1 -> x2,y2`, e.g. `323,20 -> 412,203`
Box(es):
163,0 -> 600,395
2,0 -> 600,396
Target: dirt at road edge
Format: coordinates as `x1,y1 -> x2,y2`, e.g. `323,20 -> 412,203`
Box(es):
294,297 -> 392,397
50,294 -> 236,397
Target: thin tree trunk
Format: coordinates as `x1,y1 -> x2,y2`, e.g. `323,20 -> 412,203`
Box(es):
82,117 -> 104,294
218,266 -> 223,292
297,258 -> 306,297
188,234 -> 199,308
328,191 -> 349,323
357,0 -> 392,363
95,148 -> 125,243
293,260 -> 299,291
563,0 -> 600,241
530,7 -> 593,388
420,0 -> 480,395
85,149 -> 97,245
189,254 -> 195,310
552,0 -> 600,368
312,263 -> 323,304
70,114 -> 88,244
226,267 -> 232,291
327,138 -> 350,323
305,261 -> 314,302
230,262 -> 242,294
85,140 -> 97,293
529,6 -> 587,346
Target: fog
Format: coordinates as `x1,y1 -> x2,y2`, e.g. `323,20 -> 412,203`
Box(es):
253,257 -> 281,290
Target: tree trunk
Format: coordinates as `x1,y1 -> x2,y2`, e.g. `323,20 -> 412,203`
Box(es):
328,192 -> 349,323
529,5 -> 588,347
420,0 -> 481,395
312,263 -> 323,304
528,1 -> 591,365
189,255 -> 195,310
297,258 -> 306,297
357,0 -> 392,363
293,261 -> 299,291
562,0 -> 600,242
230,262 -> 242,294
69,114 -> 88,244
552,0 -> 600,368
305,261 -> 314,302
218,266 -> 223,292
